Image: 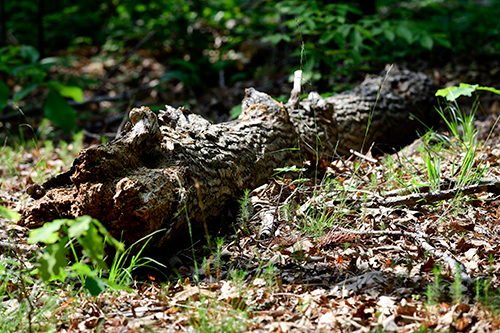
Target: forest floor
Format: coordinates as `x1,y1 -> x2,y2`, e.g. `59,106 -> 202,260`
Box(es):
2,52 -> 500,332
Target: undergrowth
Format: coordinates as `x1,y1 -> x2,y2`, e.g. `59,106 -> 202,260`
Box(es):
2,82 -> 500,330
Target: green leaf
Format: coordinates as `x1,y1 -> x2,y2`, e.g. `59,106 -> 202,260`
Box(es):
351,29 -> 363,48
436,83 -> 500,102
71,262 -> 93,275
447,84 -> 477,100
79,224 -> 107,269
384,29 -> 395,42
230,104 -> 242,119
304,18 -> 316,32
0,80 -> 9,110
28,219 -> 66,244
85,276 -> 107,296
0,206 -> 20,222
435,83 -> 478,101
68,215 -> 92,239
337,25 -> 352,39
20,45 -> 39,64
47,81 -> 83,102
44,88 -> 76,133
396,25 -> 413,44
39,241 -> 69,281
39,57 -> 60,67
433,35 -> 452,48
261,33 -> 291,45
477,86 -> 500,95
94,219 -> 125,252
420,35 -> 434,50
12,83 -> 38,103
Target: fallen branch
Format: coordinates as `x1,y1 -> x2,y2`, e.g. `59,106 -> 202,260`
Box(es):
21,66 -> 436,251
322,179 -> 500,209
383,178 -> 500,197
378,181 -> 500,207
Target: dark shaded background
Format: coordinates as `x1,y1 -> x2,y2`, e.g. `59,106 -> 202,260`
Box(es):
1,0 -> 499,142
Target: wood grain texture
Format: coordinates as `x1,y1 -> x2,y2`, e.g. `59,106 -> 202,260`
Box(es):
21,66 -> 435,251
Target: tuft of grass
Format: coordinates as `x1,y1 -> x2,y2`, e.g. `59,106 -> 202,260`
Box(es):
107,228 -> 167,287
434,98 -> 478,148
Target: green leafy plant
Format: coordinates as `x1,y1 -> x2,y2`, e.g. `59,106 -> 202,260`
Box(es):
0,257 -> 59,332
0,206 -> 59,332
0,45 -> 84,133
0,205 -> 21,222
436,83 -> 500,102
425,265 -> 443,306
435,83 -> 500,147
475,278 -> 500,315
203,237 -> 225,282
433,83 -> 492,189
263,1 -> 450,86
28,215 -> 124,295
280,201 -> 298,223
434,100 -> 478,148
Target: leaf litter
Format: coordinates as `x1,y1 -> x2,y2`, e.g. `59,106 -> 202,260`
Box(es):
3,110 -> 500,332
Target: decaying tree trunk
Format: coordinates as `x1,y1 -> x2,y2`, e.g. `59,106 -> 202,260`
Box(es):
21,66 -> 436,251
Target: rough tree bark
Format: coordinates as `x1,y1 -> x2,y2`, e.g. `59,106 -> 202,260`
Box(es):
21,66 -> 436,251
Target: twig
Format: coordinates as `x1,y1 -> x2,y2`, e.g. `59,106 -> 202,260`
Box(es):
333,152 -> 371,183
349,149 -> 377,163
82,129 -> 117,140
324,179 -> 500,208
378,181 -> 500,207
384,178 -> 499,197
411,229 -> 472,285
115,94 -> 136,139
340,228 -> 473,285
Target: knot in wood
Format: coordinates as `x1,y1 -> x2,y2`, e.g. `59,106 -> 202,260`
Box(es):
128,106 -> 161,143
240,87 -> 289,122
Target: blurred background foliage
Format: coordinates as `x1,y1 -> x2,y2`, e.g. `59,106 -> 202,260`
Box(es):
0,0 -> 499,137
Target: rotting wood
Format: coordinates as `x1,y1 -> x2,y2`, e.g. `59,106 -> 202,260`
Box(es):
20,66 -> 436,251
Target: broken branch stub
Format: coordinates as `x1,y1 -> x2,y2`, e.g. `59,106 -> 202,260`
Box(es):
21,66 -> 435,250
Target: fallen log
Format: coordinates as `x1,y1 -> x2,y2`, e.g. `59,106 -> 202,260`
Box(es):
21,65 -> 436,251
